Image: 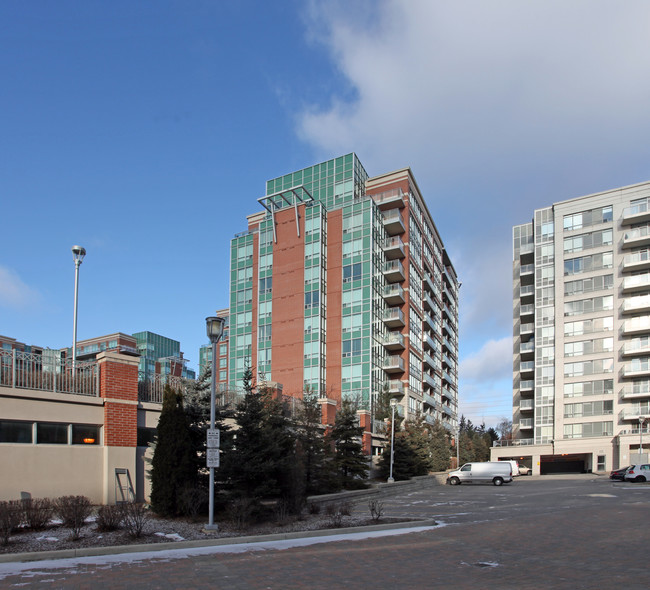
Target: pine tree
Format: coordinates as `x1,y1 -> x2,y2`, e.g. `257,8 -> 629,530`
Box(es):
329,399 -> 369,489
429,419 -> 452,472
224,368 -> 294,505
294,394 -> 327,495
150,385 -> 196,517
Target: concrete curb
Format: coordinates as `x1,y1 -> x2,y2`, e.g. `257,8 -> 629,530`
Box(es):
0,518 -> 437,564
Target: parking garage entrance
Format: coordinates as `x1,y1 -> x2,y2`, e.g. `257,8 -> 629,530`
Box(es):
540,453 -> 587,474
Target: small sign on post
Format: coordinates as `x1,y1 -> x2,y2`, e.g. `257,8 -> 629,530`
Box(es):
206,448 -> 220,468
207,428 -> 220,449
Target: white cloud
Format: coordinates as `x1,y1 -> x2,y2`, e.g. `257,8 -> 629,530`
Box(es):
0,266 -> 41,310
460,336 -> 512,384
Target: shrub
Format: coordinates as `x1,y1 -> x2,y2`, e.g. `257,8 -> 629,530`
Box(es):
96,505 -> 123,532
324,502 -> 350,528
228,497 -> 255,530
120,502 -> 149,538
0,501 -> 22,546
55,495 -> 92,540
22,498 -> 53,531
308,502 -> 321,515
368,499 -> 384,521
178,485 -> 206,522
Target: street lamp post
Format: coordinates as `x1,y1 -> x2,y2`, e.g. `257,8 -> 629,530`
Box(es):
640,417 -> 647,461
455,427 -> 460,469
71,245 -> 86,373
388,398 -> 398,483
205,316 -> 225,531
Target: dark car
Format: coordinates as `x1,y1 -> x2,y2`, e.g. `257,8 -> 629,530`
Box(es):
609,465 -> 631,480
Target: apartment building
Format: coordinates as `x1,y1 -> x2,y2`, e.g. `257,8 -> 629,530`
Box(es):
492,181 -> 650,474
199,308 -> 230,380
227,154 -> 459,436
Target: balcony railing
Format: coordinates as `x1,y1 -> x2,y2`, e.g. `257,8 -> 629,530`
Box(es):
520,264 -> 534,275
492,438 -> 534,447
520,285 -> 534,298
624,273 -> 650,292
520,399 -> 534,410
519,418 -> 533,429
520,380 -> 534,391
623,199 -> 650,220
623,315 -> 650,335
0,349 -> 98,397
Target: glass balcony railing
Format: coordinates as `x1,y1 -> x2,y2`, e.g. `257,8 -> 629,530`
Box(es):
520,361 -> 534,372
624,225 -> 650,243
624,273 -> 650,291
520,399 -> 534,410
520,285 -> 534,298
624,199 -> 650,218
520,380 -> 534,390
624,249 -> 650,267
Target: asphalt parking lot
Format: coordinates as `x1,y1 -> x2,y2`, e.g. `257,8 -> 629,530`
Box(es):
1,474 -> 649,589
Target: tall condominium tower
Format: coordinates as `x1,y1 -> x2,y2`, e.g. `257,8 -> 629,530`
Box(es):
228,154 -> 459,432
493,181 -> 650,475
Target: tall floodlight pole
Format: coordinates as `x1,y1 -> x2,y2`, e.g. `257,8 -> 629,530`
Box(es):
455,427 -> 460,468
71,246 -> 86,373
205,316 -> 225,531
388,398 -> 398,483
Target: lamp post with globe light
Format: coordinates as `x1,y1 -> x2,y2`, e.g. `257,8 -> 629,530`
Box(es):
205,316 -> 225,531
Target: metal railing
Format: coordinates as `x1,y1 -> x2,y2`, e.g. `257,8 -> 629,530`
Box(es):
0,349 -> 99,396
137,373 -> 188,403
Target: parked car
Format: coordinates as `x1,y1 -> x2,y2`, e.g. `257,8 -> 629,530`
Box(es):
624,464 -> 650,482
518,463 -> 531,476
609,466 -> 631,481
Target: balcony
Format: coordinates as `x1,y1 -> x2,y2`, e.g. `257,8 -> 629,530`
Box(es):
383,284 -> 405,305
441,386 -> 455,401
623,273 -> 650,293
423,291 -> 435,312
622,199 -> 650,225
423,351 -> 437,370
424,332 -> 438,353
423,392 -> 439,410
519,243 -> 534,257
520,341 -> 535,357
382,209 -> 405,235
623,225 -> 650,249
621,383 -> 650,399
520,380 -> 534,392
623,359 -> 650,378
623,249 -> 650,272
424,273 -> 436,295
387,379 -> 405,394
520,360 -> 534,374
383,308 -> 405,328
383,355 -> 405,374
520,323 -> 534,336
520,264 -> 534,276
442,320 -> 456,337
442,370 -> 455,385
371,188 -> 405,210
383,236 -> 405,260
520,304 -> 534,317
619,404 -> 650,420
622,315 -> 650,336
383,259 -> 405,283
520,399 -> 534,411
520,285 -> 534,300
424,313 -> 436,333
623,295 -> 650,315
519,418 -> 533,429
423,372 -> 438,391
382,332 -> 405,351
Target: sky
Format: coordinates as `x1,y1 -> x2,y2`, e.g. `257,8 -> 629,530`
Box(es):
2,0 -> 650,426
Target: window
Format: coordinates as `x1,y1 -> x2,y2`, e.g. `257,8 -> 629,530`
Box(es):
342,338 -> 362,357
305,290 -> 320,309
259,277 -> 272,294
563,421 -> 613,439
343,263 -> 362,282
37,423 -> 68,444
563,206 -> 613,231
71,424 -> 100,445
219,357 -> 227,368
564,252 -> 613,276
0,420 -> 32,443
564,295 -> 613,316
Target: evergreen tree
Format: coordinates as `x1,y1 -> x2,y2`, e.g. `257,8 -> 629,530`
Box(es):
183,366 -> 234,504
224,368 -> 295,505
294,394 -> 327,495
429,419 -> 452,472
329,399 -> 369,488
150,385 -> 196,517
377,431 -> 423,480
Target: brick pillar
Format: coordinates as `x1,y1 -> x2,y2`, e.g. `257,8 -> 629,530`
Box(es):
318,397 -> 338,428
357,409 -> 372,456
98,351 -> 139,447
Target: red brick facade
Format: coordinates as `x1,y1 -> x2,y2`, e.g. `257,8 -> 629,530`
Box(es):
98,352 -> 139,447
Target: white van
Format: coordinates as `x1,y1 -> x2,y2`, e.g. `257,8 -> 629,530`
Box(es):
447,461 -> 513,486
501,460 -> 520,476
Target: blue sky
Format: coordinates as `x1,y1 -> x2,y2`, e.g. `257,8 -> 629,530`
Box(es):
2,1 -> 650,426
